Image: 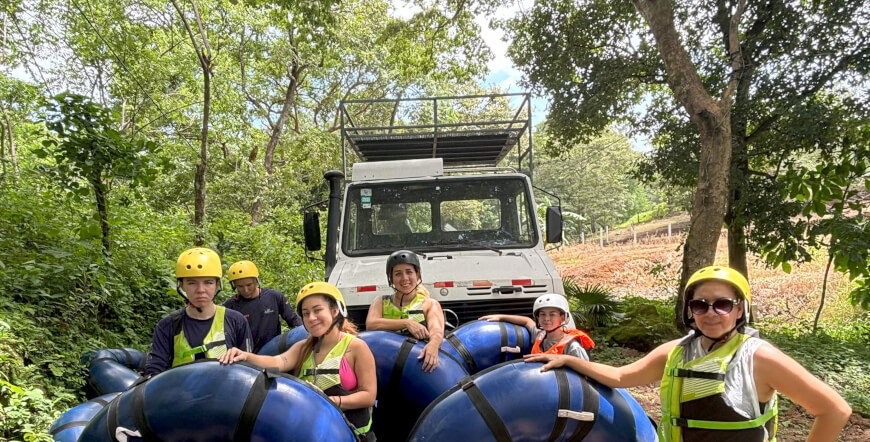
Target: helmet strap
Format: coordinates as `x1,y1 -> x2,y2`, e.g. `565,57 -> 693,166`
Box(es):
394,281 -> 422,308
314,316 -> 341,354
699,323 -> 739,352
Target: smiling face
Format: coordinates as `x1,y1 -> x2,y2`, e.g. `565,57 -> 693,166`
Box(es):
299,294 -> 338,337
391,263 -> 419,293
536,307 -> 565,331
689,280 -> 744,338
180,276 -> 218,309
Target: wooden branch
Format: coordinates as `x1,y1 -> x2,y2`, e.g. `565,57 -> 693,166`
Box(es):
745,42 -> 870,144
722,0 -> 746,103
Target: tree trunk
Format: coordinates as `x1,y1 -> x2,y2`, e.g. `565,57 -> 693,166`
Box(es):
251,59 -> 303,224
633,0 -> 735,328
1,106 -> 17,174
194,66 -> 210,246
91,169 -> 110,253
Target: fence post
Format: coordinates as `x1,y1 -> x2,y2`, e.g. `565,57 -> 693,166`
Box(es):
605,225 -> 609,243
668,223 -> 672,239
581,231 -> 585,244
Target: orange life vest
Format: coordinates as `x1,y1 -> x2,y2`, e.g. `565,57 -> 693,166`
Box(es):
531,329 -> 595,355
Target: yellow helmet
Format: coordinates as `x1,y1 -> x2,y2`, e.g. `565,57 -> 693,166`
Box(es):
296,282 -> 347,317
175,248 -> 222,279
683,266 -> 751,328
228,260 -> 260,282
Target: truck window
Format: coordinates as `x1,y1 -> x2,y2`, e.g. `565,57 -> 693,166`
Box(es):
441,199 -> 500,231
342,176 -> 538,256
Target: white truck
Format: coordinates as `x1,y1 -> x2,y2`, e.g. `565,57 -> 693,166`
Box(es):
302,93 -> 566,327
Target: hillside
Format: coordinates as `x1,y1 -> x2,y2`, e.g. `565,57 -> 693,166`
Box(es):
549,228 -> 870,441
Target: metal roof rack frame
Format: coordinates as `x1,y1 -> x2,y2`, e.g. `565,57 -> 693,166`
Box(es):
339,93 -> 534,183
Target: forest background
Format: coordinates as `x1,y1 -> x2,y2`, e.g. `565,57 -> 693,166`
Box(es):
1,0 -> 868,440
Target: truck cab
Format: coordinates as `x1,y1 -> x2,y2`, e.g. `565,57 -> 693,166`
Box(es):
303,94 -> 564,327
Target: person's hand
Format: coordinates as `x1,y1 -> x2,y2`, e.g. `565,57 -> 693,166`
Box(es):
419,340 -> 440,372
406,320 -> 429,340
219,347 -> 248,365
524,353 -> 568,372
329,395 -> 342,409
479,314 -> 502,322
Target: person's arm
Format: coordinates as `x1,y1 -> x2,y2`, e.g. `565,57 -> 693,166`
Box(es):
524,339 -> 678,389
365,295 -> 428,339
276,291 -> 303,328
419,299 -> 445,372
479,313 -> 536,330
753,343 -> 851,442
143,319 -> 173,376
219,339 -> 303,372
331,339 -> 377,410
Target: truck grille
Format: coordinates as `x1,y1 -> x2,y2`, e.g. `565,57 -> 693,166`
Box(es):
347,297 -> 535,330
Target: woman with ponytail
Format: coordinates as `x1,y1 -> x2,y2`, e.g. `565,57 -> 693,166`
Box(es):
220,282 -> 377,440
365,250 -> 444,372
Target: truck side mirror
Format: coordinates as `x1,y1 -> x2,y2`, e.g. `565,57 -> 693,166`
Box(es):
546,206 -> 563,244
303,212 -> 322,251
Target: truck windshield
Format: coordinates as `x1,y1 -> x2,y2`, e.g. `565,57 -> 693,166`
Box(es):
343,176 -> 538,255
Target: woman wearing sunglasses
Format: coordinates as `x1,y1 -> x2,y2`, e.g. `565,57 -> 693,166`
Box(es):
525,266 -> 851,441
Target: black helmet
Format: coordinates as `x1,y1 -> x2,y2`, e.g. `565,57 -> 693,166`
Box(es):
386,250 -> 421,284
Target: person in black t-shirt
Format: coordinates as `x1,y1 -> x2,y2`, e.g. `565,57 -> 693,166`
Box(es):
223,260 -> 303,353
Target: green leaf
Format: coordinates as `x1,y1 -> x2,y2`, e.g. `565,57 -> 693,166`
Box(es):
781,262 -> 792,274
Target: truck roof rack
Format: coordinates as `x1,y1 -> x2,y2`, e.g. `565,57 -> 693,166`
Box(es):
340,93 -> 534,182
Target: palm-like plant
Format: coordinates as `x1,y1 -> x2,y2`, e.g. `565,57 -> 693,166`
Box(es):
563,277 -> 623,329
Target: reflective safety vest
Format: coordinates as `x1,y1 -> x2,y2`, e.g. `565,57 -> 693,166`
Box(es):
171,306 -> 228,367
301,333 -> 373,436
660,333 -> 778,442
531,329 -> 595,354
382,290 -> 426,324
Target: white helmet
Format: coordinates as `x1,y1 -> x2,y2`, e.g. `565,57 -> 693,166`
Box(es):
533,294 -> 570,316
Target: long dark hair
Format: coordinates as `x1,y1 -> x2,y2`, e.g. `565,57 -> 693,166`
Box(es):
293,294 -> 359,376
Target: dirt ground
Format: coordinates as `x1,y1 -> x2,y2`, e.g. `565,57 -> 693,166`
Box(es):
550,232 -> 869,440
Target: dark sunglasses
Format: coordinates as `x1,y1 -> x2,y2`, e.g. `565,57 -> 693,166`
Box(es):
688,298 -> 741,316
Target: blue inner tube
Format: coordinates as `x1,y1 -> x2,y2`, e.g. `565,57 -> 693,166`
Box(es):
78,360 -> 358,441
82,348 -> 145,396
257,326 -> 310,356
50,393 -> 118,442
440,320 -> 531,374
360,330 -> 469,441
409,360 -> 657,442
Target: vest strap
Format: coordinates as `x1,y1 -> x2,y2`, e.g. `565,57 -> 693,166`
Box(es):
180,339 -> 227,359
233,367 -> 280,442
670,368 -> 726,381
461,378 -> 512,441
304,368 -> 341,376
670,400 -> 778,430
408,309 -> 424,315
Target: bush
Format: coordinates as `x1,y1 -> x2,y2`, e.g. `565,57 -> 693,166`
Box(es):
601,296 -> 681,351
564,278 -> 623,329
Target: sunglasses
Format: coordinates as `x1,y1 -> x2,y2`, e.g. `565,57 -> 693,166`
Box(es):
688,298 -> 741,316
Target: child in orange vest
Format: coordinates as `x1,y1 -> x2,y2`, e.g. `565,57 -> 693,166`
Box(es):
480,293 -> 594,360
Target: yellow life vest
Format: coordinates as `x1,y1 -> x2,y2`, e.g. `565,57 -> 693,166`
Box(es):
382,289 -> 426,324
300,333 -> 372,436
660,333 -> 777,442
171,306 -> 228,367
